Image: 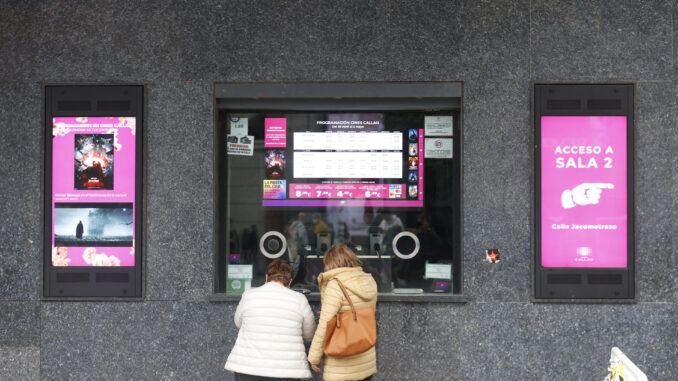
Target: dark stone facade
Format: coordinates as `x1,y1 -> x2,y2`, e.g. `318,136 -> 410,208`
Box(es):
1,1 -> 676,379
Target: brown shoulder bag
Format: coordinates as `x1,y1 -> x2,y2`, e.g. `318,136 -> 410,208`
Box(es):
322,278 -> 377,358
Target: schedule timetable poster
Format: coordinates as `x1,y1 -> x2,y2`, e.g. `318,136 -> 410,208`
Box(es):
540,116 -> 627,268
262,113 -> 424,208
51,117 -> 136,267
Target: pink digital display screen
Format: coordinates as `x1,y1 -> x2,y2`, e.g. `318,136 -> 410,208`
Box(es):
540,116 -> 627,268
51,117 -> 136,267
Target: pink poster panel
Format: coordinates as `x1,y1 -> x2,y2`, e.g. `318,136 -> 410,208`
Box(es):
264,118 -> 286,147
51,117 -> 136,267
541,116 -> 627,268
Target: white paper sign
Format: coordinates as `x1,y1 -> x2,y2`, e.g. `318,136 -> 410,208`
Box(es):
227,135 -> 254,156
230,117 -> 248,137
424,263 -> 452,280
424,138 -> 453,159
228,264 -> 253,279
425,116 -> 453,136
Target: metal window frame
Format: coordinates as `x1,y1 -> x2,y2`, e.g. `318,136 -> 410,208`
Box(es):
212,82 -> 466,301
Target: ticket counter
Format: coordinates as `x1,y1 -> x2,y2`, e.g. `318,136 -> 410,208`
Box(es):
214,83 -> 464,299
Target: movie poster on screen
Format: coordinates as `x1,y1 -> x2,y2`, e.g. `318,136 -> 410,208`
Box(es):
541,116 -> 627,268
51,117 -> 136,267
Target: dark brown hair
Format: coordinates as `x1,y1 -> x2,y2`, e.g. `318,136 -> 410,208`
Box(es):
323,244 -> 362,271
266,259 -> 294,285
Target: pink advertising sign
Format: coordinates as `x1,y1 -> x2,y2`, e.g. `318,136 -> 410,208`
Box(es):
541,116 -> 627,268
51,117 -> 136,267
418,128 -> 424,203
265,118 -> 287,147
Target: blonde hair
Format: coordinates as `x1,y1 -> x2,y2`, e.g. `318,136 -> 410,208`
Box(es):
323,244 -> 362,271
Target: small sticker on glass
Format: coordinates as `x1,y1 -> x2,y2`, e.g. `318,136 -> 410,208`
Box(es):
230,117 -> 248,137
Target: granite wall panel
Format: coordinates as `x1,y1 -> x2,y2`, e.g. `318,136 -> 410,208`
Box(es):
145,81 -> 214,300
40,301 -> 237,380
34,300 -> 678,380
0,302 -> 41,347
172,0 -> 530,83
674,1 -> 678,80
634,81 -> 678,302
0,302 -> 40,378
368,0 -> 531,81
0,347 -> 40,381
462,80 -> 532,301
0,0 -> 676,379
0,1 -> 184,83
528,303 -> 678,380
531,0 -> 673,80
673,84 -> 678,303
375,303 -> 464,380
457,302 -> 533,379
173,0 -> 243,81
0,83 -> 42,300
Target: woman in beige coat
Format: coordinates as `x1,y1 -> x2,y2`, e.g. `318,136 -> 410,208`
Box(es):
308,244 -> 378,381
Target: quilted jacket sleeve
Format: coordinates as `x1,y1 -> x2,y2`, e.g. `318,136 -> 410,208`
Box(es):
301,298 -> 317,342
233,293 -> 246,329
307,280 -> 343,364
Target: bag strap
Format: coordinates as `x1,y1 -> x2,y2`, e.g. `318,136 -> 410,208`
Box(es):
333,278 -> 357,321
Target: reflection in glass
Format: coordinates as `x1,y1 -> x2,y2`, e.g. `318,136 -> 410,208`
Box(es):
220,111 -> 459,293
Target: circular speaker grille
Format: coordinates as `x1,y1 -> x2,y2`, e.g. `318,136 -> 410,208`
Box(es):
392,231 -> 420,259
259,231 -> 287,259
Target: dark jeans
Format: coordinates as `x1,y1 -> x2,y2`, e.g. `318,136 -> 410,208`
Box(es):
233,373 -> 301,381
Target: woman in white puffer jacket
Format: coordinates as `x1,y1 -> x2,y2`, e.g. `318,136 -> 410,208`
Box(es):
225,259 -> 316,381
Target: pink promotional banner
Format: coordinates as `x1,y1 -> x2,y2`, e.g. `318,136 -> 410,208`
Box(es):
51,117 -> 136,267
289,183 -> 404,199
541,116 -> 627,268
418,128 -> 424,203
264,118 -> 286,147
262,199 -> 423,207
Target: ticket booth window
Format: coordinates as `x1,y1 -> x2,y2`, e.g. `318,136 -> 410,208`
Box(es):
215,83 -> 463,297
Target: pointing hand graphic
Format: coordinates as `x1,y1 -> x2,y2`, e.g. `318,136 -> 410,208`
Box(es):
561,183 -> 614,209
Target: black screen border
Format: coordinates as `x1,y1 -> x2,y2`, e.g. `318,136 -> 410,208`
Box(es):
43,85 -> 144,299
533,83 -> 635,301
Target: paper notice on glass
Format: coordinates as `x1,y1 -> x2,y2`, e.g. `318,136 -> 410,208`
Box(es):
227,279 -> 251,293
424,138 -> 453,159
424,263 -> 452,280
424,116 -> 453,136
230,117 -> 248,137
227,135 -> 254,156
228,264 -> 253,279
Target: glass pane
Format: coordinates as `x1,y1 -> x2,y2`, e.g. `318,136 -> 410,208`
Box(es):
219,111 -> 459,294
